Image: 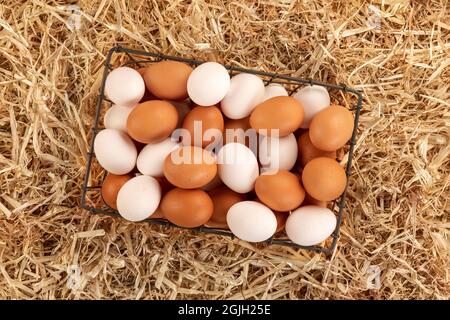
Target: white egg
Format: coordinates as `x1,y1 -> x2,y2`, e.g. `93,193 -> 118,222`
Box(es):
227,201 -> 277,242
285,206 -> 337,246
94,129 -> 137,174
187,62 -> 230,106
259,133 -> 297,172
217,143 -> 259,193
116,175 -> 161,222
263,83 -> 288,101
221,73 -> 265,119
293,85 -> 330,129
104,104 -> 134,132
105,67 -> 145,107
136,138 -> 180,177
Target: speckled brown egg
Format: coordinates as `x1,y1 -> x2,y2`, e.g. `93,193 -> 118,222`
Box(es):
163,146 -> 217,189
298,131 -> 336,166
101,173 -> 133,209
143,61 -> 193,100
161,188 -> 213,228
127,100 -> 178,144
302,157 -> 347,201
182,106 -> 224,148
205,186 -> 246,228
255,170 -> 305,211
309,104 -> 354,151
250,96 -> 304,137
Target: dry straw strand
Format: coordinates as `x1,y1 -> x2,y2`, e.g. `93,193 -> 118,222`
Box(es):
0,0 -> 449,299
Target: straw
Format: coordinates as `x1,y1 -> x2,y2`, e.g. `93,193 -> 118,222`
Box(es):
0,0 -> 448,299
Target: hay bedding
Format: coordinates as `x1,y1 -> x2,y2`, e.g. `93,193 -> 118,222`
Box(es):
0,0 -> 448,300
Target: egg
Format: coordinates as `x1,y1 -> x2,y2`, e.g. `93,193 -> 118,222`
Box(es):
217,143 -> 259,193
223,117 -> 257,150
104,104 -> 134,132
293,85 -> 330,129
298,131 -> 336,166
137,68 -> 156,102
149,207 -> 165,219
187,62 -> 230,106
250,96 -> 304,137
127,100 -> 178,144
181,106 -> 224,148
201,172 -> 223,191
221,73 -> 265,119
169,100 -> 191,127
116,175 -> 161,221
163,146 -> 217,189
94,129 -> 137,174
136,137 -> 181,177
105,67 -> 145,107
302,192 -> 327,207
274,211 -> 289,233
309,104 -> 354,151
302,157 -> 347,201
143,61 -> 192,100
285,206 -> 337,246
101,173 -> 133,209
147,178 -> 172,219
263,83 -> 288,101
255,170 -> 305,211
227,201 -> 277,242
204,186 -> 246,228
259,133 -> 297,172
155,176 -> 174,195
161,188 -> 213,228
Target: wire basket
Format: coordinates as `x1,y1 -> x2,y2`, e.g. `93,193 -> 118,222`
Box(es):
81,46 -> 363,254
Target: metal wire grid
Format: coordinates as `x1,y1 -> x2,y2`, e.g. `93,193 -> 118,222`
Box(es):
81,46 -> 363,254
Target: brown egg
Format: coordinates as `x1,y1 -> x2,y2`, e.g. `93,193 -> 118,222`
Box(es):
250,96 -> 304,137
168,100 -> 191,127
155,177 -> 174,195
205,186 -> 246,228
302,157 -> 347,201
161,188 -> 213,228
127,100 -> 178,144
309,104 -> 354,151
255,170 -> 305,211
163,146 -> 217,189
149,206 -> 165,219
143,61 -> 193,100
137,67 -> 146,77
298,131 -> 336,166
201,172 -> 223,191
302,192 -> 327,207
274,211 -> 289,233
101,173 -> 133,209
223,117 -> 254,147
181,106 -> 224,148
137,67 -> 156,102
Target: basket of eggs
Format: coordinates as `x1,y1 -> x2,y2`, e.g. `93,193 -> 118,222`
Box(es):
81,46 -> 362,254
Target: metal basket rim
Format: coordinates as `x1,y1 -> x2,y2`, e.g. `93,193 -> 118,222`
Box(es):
80,45 -> 363,255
